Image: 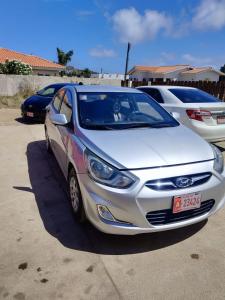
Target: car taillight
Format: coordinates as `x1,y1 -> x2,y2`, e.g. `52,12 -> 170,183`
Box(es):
186,109 -> 211,122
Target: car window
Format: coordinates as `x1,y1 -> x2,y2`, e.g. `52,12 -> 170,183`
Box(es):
169,88 -> 220,103
78,92 -> 179,130
139,88 -> 164,103
52,89 -> 65,112
60,90 -> 73,122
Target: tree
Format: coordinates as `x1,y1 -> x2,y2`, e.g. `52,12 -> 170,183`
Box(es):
57,48 -> 74,66
81,68 -> 92,78
0,60 -> 32,75
220,64 -> 225,74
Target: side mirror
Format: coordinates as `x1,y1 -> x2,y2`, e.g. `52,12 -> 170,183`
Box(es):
50,113 -> 68,126
171,112 -> 180,120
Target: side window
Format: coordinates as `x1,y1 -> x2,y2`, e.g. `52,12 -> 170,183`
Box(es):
60,90 -> 73,122
141,88 -> 164,103
53,89 -> 65,112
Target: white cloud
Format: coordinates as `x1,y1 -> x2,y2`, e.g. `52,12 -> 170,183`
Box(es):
182,53 -> 212,65
89,47 -> 117,58
112,7 -> 172,44
192,0 -> 225,30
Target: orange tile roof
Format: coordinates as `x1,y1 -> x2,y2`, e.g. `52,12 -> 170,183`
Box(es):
0,48 -> 65,70
128,65 -> 189,74
181,67 -> 225,75
182,67 -> 211,74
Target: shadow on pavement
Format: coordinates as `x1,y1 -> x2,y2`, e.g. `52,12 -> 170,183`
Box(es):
213,144 -> 225,152
15,117 -> 43,125
14,140 -> 207,255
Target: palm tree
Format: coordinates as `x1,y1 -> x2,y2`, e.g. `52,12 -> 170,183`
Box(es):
57,48 -> 74,66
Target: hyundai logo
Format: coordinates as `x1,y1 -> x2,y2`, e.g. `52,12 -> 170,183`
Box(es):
175,177 -> 193,188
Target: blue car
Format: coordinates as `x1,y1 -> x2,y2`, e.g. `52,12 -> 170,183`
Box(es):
21,83 -> 81,122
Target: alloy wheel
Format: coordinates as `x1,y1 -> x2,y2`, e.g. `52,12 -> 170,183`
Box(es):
70,176 -> 80,213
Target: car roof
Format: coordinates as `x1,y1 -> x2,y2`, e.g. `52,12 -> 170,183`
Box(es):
48,82 -> 80,88
73,85 -> 142,93
137,85 -> 197,90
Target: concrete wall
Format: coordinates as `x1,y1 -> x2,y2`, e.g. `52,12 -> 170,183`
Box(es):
0,74 -> 122,96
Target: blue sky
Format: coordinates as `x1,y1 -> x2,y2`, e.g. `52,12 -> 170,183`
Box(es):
1,0 -> 225,73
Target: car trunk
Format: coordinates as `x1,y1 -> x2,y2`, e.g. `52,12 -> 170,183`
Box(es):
185,102 -> 225,126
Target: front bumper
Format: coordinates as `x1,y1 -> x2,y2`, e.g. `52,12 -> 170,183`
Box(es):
77,160 -> 225,235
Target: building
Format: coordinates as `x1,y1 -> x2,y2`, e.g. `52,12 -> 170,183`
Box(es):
91,73 -> 126,80
179,67 -> 224,81
128,65 -> 224,82
0,48 -> 65,76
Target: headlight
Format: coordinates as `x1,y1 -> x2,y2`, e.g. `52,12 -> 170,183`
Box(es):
211,144 -> 224,173
85,150 -> 135,188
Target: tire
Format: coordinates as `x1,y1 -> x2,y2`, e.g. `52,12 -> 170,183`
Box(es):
68,168 -> 86,222
45,128 -> 52,154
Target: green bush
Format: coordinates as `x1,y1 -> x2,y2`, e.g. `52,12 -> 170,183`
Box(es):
0,60 -> 32,75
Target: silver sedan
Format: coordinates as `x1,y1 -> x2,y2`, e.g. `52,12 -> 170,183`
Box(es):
45,85 -> 225,235
137,86 -> 225,142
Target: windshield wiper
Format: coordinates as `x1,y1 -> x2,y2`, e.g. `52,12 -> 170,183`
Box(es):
83,124 -> 115,130
121,122 -> 176,129
82,122 -> 177,130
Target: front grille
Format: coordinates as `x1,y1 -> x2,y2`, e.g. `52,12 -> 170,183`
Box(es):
146,199 -> 215,226
145,172 -> 212,191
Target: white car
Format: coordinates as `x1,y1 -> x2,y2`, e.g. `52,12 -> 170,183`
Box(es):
137,86 -> 225,142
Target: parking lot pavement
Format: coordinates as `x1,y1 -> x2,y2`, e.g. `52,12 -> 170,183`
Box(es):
0,109 -> 225,300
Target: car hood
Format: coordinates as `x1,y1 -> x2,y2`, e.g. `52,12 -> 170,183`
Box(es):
23,95 -> 52,109
79,124 -> 214,169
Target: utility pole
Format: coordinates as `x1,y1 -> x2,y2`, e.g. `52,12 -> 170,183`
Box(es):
124,42 -> 131,86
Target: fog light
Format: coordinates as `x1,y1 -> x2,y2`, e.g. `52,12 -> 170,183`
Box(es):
97,205 -> 115,222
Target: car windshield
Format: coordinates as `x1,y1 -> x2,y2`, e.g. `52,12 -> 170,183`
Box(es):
78,92 -> 179,130
169,88 -> 221,103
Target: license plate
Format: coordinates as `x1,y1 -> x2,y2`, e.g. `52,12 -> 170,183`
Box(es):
27,112 -> 34,117
173,192 -> 201,214
217,116 -> 225,124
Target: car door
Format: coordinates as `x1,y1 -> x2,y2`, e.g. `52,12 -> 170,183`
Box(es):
53,89 -> 73,177
47,88 -> 65,162
160,89 -> 187,123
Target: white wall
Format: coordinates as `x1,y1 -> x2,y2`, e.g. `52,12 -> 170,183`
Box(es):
91,73 -> 125,80
129,71 -> 149,81
0,74 -> 122,96
179,71 -> 219,82
130,67 -> 190,81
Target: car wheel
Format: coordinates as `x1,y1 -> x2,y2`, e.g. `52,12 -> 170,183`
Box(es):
45,128 -> 52,154
68,168 -> 86,222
